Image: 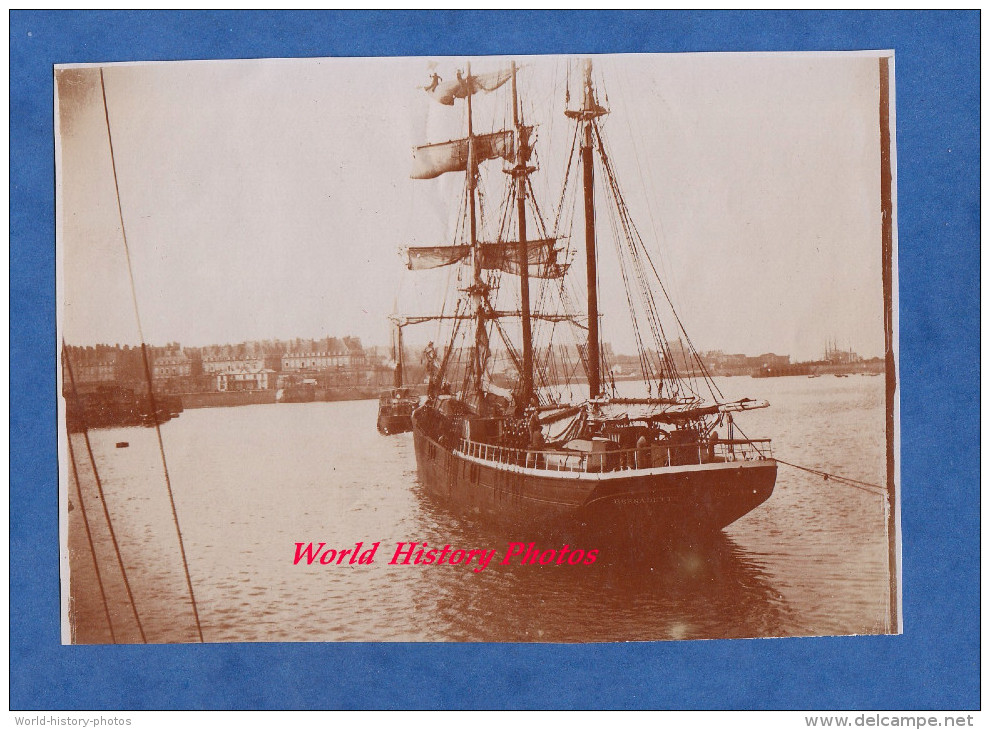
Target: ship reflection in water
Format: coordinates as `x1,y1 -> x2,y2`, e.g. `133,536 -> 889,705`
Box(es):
409,491 -> 791,642
65,377 -> 891,644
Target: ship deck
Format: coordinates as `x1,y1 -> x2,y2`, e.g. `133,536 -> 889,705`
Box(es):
454,436 -> 773,480
411,407 -> 778,535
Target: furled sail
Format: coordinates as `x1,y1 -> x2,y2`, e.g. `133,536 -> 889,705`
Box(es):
423,68 -> 512,106
411,128 -> 529,180
406,238 -> 567,279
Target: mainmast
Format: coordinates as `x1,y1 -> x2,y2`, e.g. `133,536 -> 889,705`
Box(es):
573,58 -> 607,398
511,61 -> 534,407
465,63 -> 487,402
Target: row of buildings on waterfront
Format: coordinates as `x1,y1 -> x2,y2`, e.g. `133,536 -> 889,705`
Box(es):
504,339 -> 880,382
493,340 -> 881,382
62,338 -> 405,396
62,336 -> 882,399
701,340 -> 883,378
615,340 -> 882,378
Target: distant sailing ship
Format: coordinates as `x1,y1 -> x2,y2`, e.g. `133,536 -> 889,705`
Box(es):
402,58 -> 777,538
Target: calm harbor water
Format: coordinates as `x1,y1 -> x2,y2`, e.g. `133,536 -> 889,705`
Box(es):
65,375 -> 893,643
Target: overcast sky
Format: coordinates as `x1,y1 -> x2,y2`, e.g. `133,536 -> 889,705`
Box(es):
56,52 -> 889,361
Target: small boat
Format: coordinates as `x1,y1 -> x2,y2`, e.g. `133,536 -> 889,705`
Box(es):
279,379 -> 318,403
377,387 -> 418,435
376,320 -> 418,435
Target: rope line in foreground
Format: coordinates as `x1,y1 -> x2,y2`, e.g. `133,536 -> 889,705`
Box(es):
775,458 -> 887,499
100,68 -> 204,642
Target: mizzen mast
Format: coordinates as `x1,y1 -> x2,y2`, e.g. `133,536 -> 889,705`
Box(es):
566,58 -> 608,398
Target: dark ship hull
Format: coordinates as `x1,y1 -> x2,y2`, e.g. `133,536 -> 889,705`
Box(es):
402,60 -> 779,543
412,406 -> 776,539
377,388 -> 418,435
64,385 -> 183,433
378,410 -> 413,435
279,384 -> 317,403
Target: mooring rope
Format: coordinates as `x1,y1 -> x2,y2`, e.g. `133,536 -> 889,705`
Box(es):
774,458 -> 887,500
99,68 -> 204,642
727,417 -> 889,502
775,455 -> 892,635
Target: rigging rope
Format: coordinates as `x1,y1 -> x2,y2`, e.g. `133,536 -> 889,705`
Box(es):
63,341 -> 145,642
99,68 -> 204,643
596,123 -> 684,398
593,121 -> 726,405
64,429 -> 116,643
62,348 -> 117,643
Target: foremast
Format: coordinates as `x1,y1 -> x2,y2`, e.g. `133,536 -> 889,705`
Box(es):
464,63 -> 488,407
408,61 -> 553,412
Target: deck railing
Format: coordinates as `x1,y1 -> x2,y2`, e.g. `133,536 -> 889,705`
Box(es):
713,438 -> 773,462
457,436 -> 772,474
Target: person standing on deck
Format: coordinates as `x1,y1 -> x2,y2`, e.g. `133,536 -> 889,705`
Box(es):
636,434 -> 652,469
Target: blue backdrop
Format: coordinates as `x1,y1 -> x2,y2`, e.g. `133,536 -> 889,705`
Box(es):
10,10 -> 980,709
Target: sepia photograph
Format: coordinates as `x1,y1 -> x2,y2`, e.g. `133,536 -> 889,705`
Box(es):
56,51 -> 899,645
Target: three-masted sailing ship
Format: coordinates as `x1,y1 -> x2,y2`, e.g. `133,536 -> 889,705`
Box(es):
402,58 -> 777,538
